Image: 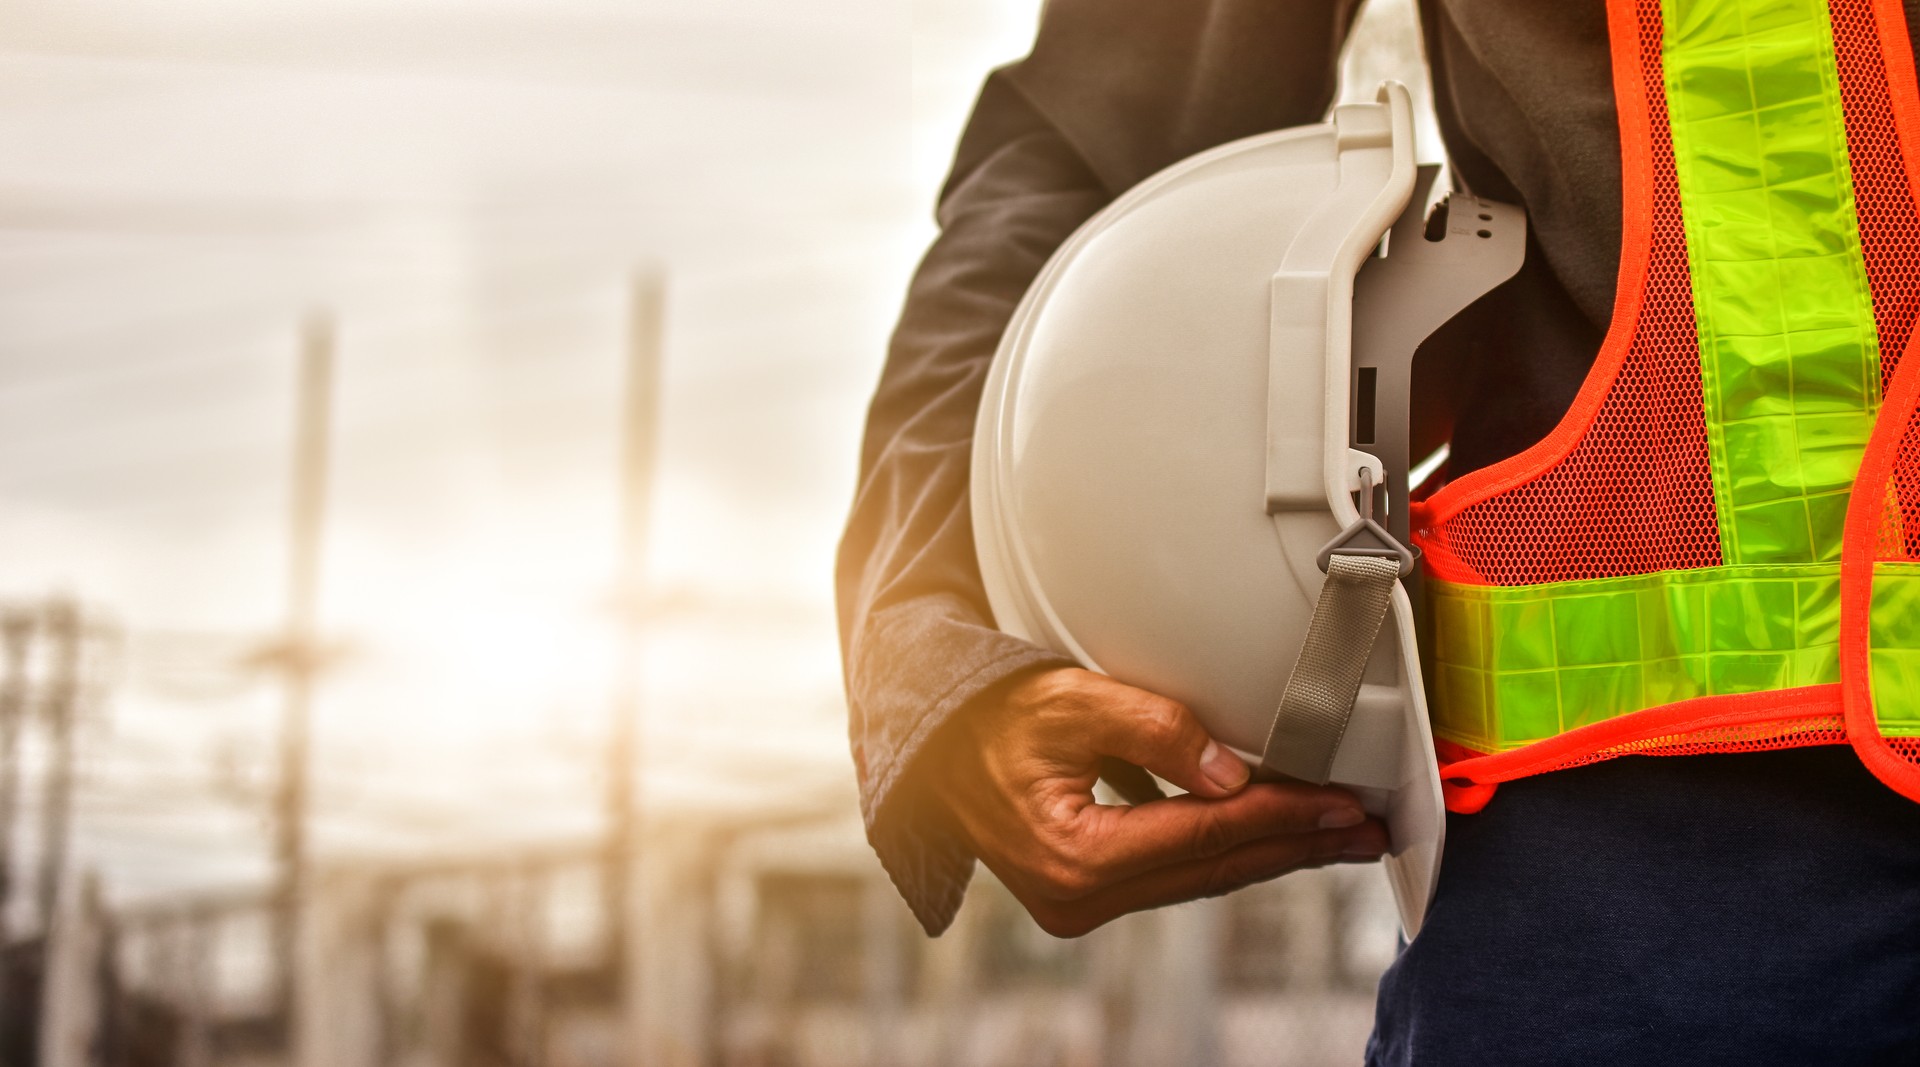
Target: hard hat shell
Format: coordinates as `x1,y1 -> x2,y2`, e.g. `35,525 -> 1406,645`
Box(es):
972,84 -> 1520,936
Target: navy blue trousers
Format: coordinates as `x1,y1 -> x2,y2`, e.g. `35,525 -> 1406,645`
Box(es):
1368,748 -> 1920,1065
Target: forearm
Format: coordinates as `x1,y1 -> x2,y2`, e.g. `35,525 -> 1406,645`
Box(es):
837,70 -> 1103,932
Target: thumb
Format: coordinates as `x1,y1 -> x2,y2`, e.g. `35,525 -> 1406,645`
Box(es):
1077,678 -> 1251,799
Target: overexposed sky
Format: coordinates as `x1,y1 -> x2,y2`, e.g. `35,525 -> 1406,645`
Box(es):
0,0 -> 1049,903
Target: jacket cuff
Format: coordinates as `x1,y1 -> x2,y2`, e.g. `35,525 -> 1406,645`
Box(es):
852,601 -> 1072,934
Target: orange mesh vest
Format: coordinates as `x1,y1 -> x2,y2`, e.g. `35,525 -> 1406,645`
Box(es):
1410,0 -> 1920,813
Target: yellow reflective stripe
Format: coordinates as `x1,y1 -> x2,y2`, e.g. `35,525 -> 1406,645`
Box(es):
1429,565 -> 1841,753
1870,562 -> 1920,736
1664,0 -> 1881,564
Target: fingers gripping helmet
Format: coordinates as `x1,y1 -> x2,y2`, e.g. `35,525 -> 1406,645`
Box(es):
972,84 -> 1525,934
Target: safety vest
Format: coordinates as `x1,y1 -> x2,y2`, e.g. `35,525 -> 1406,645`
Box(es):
1413,0 -> 1920,812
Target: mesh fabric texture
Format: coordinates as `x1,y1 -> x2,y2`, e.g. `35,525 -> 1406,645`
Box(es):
1833,0 -> 1920,767
1421,0 -> 1721,587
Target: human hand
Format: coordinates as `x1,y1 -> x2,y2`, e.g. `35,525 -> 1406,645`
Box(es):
925,667 -> 1389,937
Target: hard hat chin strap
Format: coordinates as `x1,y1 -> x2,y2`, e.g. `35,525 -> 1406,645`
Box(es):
1259,552 -> 1400,785
1259,471 -> 1405,784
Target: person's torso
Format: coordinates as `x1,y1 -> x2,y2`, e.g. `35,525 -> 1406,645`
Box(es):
1372,4 -> 1920,1060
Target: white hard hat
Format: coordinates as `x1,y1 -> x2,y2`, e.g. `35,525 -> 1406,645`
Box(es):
971,83 -> 1525,935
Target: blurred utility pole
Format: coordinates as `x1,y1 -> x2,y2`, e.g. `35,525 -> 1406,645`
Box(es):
27,596 -> 92,1060
271,316 -> 336,1032
33,599 -> 83,935
0,611 -> 34,941
608,273 -> 663,1047
0,609 -> 34,1031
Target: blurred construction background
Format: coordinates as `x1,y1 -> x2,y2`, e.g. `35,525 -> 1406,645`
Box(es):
0,1 -> 1437,1064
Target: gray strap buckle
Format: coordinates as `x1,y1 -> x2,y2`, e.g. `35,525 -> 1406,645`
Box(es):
1261,466 -> 1416,785
1316,466 -> 1419,578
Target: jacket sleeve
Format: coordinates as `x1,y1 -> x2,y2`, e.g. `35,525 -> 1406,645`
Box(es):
837,0 -> 1365,936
